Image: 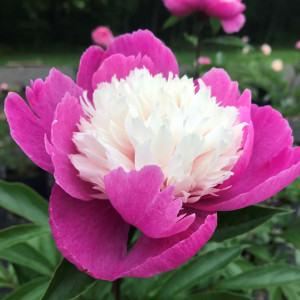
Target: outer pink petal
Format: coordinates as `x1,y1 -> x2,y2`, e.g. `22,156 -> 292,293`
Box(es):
195,105 -> 299,211
116,209 -> 217,278
162,0 -> 195,17
92,54 -> 157,90
26,68 -> 83,139
104,166 -> 195,238
46,93 -> 95,201
221,13 -> 246,34
201,68 -> 251,109
105,30 -> 178,78
49,184 -> 129,281
205,1 -> 245,19
5,93 -> 54,172
76,46 -> 105,100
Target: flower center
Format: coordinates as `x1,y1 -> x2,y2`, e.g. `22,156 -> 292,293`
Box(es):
70,68 -> 245,202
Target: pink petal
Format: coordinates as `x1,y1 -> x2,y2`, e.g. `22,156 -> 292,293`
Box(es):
201,68 -> 251,109
104,166 -> 195,238
221,13 -> 246,34
49,184 -> 129,281
46,93 -> 95,201
105,30 -> 178,78
5,93 -> 54,173
206,2 -> 246,20
117,209 -> 217,278
26,68 -> 83,139
194,105 -> 299,211
76,46 -> 104,100
162,0 -> 194,17
92,54 -> 157,90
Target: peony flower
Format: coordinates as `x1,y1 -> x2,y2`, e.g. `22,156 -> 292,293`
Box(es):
0,83 -> 9,92
162,0 -> 246,34
242,46 -> 250,54
197,56 -> 212,65
261,43 -> 272,56
5,30 -> 300,280
295,41 -> 300,50
92,26 -> 114,48
271,59 -> 283,72
242,35 -> 249,43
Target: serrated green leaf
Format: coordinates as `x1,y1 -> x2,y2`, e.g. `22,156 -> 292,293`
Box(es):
0,224 -> 50,249
215,264 -> 300,290
41,259 -> 96,300
2,277 -> 49,300
0,244 -> 54,276
0,181 -> 49,225
212,205 -> 291,242
157,246 -> 244,298
162,16 -> 181,30
180,291 -> 252,300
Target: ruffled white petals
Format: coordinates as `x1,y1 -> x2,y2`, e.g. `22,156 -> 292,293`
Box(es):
71,68 -> 245,203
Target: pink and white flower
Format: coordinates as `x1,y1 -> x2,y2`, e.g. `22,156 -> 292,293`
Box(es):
5,30 -> 300,280
92,26 -> 114,48
0,83 -> 9,92
261,44 -> 272,56
162,0 -> 246,34
295,41 -> 300,50
271,59 -> 283,72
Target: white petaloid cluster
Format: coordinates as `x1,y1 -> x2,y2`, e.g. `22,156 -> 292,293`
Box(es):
70,68 -> 245,203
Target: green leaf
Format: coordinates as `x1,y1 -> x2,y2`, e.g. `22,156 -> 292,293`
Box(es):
0,244 -> 54,276
180,291 -> 252,300
203,36 -> 246,48
0,181 -> 49,225
183,32 -> 197,47
162,16 -> 181,30
41,259 -> 96,300
282,228 -> 300,249
2,277 -> 49,300
0,277 -> 13,288
212,205 -> 291,242
157,246 -> 244,298
80,280 -> 112,300
0,224 -> 50,249
215,264 -> 300,290
209,17 -> 221,35
281,283 -> 300,300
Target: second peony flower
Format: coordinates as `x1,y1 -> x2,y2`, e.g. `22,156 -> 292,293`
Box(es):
5,30 -> 300,280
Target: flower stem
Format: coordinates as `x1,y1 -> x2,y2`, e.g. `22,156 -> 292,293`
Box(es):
112,278 -> 122,300
195,22 -> 204,78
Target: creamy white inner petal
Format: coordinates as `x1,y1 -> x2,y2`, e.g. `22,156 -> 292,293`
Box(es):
70,68 -> 245,203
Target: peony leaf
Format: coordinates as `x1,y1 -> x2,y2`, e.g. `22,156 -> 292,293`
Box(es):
0,180 -> 49,225
212,205 -> 291,242
157,245 -> 244,298
0,244 -> 54,276
41,258 -> 96,300
162,16 -> 181,30
0,224 -> 50,249
215,264 -> 300,290
180,291 -> 252,300
1,277 -> 49,300
209,17 -> 221,35
282,228 -> 300,249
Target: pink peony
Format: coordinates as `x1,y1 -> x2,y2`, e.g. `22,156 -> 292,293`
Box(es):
162,0 -> 246,34
197,56 -> 211,65
0,83 -> 9,92
242,35 -> 249,43
91,26 -> 114,48
261,43 -> 272,56
295,41 -> 300,50
271,59 -> 283,72
5,30 -> 300,280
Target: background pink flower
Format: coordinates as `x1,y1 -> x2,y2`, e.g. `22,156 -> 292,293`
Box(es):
295,40 -> 300,50
91,26 -> 114,48
5,30 -> 300,281
0,83 -> 9,92
162,0 -> 246,34
242,35 -> 249,43
197,56 -> 211,65
271,59 -> 283,72
261,43 -> 272,56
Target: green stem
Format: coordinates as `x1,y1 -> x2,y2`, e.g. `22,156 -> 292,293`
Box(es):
112,278 -> 122,300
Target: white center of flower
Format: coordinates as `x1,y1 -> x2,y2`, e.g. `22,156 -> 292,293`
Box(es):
70,68 -> 245,203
